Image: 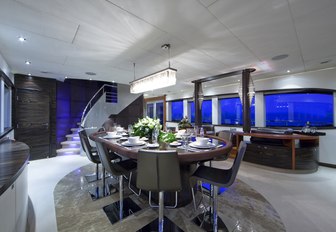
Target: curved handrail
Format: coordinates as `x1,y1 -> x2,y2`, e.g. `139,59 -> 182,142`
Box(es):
80,84 -> 116,128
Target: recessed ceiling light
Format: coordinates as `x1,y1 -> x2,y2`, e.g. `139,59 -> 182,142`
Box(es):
89,78 -> 92,81
85,71 -> 96,76
271,54 -> 289,61
320,60 -> 331,64
25,60 -> 31,65
18,36 -> 26,42
65,76 -> 68,79
287,70 -> 291,73
28,73 -> 31,76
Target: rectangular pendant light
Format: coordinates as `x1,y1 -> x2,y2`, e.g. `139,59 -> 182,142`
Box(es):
130,67 -> 177,94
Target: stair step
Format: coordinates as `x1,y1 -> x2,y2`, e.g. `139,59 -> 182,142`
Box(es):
56,148 -> 81,155
71,128 -> 80,133
66,134 -> 79,141
61,141 -> 81,148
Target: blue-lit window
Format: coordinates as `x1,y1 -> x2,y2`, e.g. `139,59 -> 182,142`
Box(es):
171,100 -> 183,121
189,101 -> 195,123
147,103 -> 154,118
202,100 -> 212,124
265,93 -> 333,127
188,100 -> 212,124
220,97 -> 255,125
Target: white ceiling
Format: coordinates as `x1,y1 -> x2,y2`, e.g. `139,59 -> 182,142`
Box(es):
0,0 -> 336,96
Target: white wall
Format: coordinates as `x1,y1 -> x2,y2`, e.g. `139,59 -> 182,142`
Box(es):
165,68 -> 336,165
83,83 -> 141,130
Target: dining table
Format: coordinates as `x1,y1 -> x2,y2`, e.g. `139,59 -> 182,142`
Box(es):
89,131 -> 232,207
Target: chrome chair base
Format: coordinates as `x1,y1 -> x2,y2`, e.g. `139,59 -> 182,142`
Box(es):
89,184 -> 118,201
103,197 -> 141,224
85,173 -> 101,183
137,216 -> 184,232
192,211 -> 228,232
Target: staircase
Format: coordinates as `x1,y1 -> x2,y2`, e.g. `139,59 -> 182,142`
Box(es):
56,124 -> 81,156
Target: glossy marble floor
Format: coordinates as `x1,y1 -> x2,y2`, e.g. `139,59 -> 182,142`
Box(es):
27,154 -> 336,232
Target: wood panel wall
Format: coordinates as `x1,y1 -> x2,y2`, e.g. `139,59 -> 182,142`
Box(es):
112,95 -> 144,128
14,74 -> 57,158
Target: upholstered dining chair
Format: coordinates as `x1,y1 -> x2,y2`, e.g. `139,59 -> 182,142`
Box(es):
189,141 -> 247,232
95,139 -> 141,224
79,129 -> 101,183
214,130 -> 233,161
136,149 -> 182,232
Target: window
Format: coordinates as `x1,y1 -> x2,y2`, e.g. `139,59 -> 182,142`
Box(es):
265,92 -> 333,127
219,97 -> 255,125
155,102 -> 164,124
202,100 -> 212,124
146,103 -> 154,118
171,100 -> 183,121
4,83 -> 11,130
188,100 -> 212,124
189,101 -> 195,123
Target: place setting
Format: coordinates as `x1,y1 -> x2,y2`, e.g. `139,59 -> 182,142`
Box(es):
187,137 -> 217,151
121,136 -> 147,147
103,131 -> 122,139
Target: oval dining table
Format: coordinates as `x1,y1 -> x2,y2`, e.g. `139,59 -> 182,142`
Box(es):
89,131 -> 232,207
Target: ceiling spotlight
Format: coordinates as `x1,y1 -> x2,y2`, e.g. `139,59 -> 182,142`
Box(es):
89,78 -> 92,81
28,73 -> 31,76
25,60 -> 31,65
271,54 -> 289,61
18,36 -> 26,42
65,76 -> 68,79
287,70 -> 291,73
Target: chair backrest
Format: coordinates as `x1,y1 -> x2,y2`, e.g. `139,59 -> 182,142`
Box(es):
137,150 -> 181,192
95,140 -> 124,176
226,141 -> 247,187
217,130 -> 232,142
79,130 -> 97,163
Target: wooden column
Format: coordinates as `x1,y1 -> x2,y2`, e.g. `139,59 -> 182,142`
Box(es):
194,82 -> 202,127
242,69 -> 251,133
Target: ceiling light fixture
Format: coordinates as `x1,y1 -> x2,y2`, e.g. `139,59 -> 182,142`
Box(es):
238,76 -> 255,105
287,70 -> 291,73
25,60 -> 31,65
28,73 -> 31,76
130,44 -> 177,94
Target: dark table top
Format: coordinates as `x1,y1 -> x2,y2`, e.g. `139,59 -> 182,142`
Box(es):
90,131 -> 232,164
0,139 -> 30,195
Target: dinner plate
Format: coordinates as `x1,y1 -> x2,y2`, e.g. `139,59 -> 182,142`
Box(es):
121,141 -> 146,147
169,142 -> 182,147
147,143 -> 159,148
103,135 -> 122,139
189,142 -> 216,149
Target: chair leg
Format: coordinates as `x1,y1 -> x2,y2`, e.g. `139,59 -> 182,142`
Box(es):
96,163 -> 100,180
119,175 -> 123,220
212,185 -> 219,232
191,180 -> 205,211
128,172 -> 141,196
159,191 -> 164,232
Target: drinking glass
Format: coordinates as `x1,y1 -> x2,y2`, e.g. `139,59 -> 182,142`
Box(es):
152,126 -> 159,144
128,124 -> 133,136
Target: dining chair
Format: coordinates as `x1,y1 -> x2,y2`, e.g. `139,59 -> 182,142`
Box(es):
136,149 -> 182,232
214,130 -> 233,161
190,141 -> 247,232
78,129 -> 101,183
79,130 -> 122,200
95,139 -> 141,224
